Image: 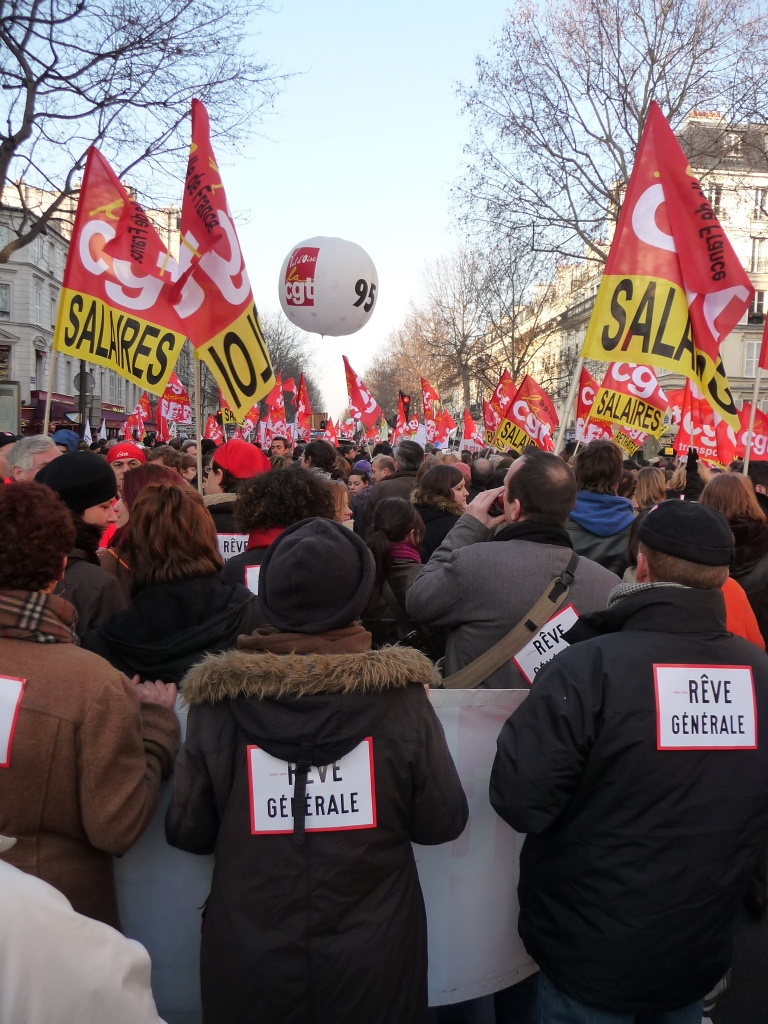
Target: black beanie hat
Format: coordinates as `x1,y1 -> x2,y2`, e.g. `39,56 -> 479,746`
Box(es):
36,452 -> 117,514
637,499 -> 734,566
258,517 -> 375,633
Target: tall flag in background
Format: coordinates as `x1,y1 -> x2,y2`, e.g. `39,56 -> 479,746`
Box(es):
575,366 -> 612,442
177,99 -> 275,418
203,414 -> 225,445
581,101 -> 751,430
322,418 -> 338,447
495,376 -> 558,452
124,391 -> 152,439
461,409 -> 484,452
421,377 -> 440,442
294,373 -> 312,442
490,369 -> 516,419
156,371 -> 192,441
53,148 -> 187,394
434,407 -> 457,444
343,356 -> 382,427
262,370 -> 288,443
392,393 -> 408,442
483,399 -> 501,447
673,379 -> 737,468
242,401 -> 260,437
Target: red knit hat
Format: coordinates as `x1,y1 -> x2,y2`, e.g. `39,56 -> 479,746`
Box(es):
213,440 -> 270,479
106,443 -> 147,464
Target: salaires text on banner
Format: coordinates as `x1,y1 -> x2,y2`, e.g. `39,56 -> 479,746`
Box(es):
494,421 -> 538,453
654,664 -> 756,749
57,290 -> 182,389
247,738 -> 377,834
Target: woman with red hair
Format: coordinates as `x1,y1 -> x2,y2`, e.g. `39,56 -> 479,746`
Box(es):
98,462 -> 182,599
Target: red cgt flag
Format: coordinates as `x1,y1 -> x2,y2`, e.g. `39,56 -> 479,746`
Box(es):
495,376 -> 558,452
737,403 -> 768,460
343,356 -> 382,427
204,414 -> 224,446
294,373 -> 312,442
581,101 -> 751,430
673,379 -> 737,468
482,398 -> 501,447
490,369 -> 516,419
322,417 -> 338,447
462,409 -> 484,451
575,366 -> 612,442
177,99 -> 274,418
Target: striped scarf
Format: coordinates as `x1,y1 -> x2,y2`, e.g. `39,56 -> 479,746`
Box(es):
0,590 -> 78,644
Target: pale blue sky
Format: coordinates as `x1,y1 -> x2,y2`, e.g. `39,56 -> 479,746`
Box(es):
222,0 -> 511,416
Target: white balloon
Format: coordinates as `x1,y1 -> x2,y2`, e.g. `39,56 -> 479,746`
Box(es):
278,236 -> 378,336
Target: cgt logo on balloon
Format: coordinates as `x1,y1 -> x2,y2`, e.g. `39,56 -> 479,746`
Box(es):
285,247 -> 319,306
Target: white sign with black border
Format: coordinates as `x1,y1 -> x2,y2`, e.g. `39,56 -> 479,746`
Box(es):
513,604 -> 579,685
217,533 -> 248,561
247,737 -> 377,834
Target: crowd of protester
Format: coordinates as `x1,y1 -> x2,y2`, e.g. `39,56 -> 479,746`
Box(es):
3,423 -> 768,1023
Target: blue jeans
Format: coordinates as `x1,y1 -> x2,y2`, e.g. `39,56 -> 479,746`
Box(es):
538,974 -> 704,1024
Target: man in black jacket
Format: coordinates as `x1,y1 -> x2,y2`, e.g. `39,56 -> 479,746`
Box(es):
491,500 -> 768,1021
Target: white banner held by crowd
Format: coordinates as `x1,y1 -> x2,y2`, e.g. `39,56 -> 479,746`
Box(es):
115,690 -> 534,1021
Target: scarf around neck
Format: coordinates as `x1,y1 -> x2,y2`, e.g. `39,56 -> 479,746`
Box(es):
388,540 -> 422,563
238,623 -> 372,656
0,590 -> 78,644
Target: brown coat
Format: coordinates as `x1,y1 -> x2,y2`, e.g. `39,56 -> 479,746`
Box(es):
0,636 -> 179,928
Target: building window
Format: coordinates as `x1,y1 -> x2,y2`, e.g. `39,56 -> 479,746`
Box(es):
745,339 -> 761,377
751,237 -> 768,273
66,359 -> 73,396
34,282 -> 42,325
0,346 -> 9,381
32,234 -> 43,265
707,184 -> 723,217
34,350 -> 46,390
755,188 -> 768,220
108,372 -> 116,403
749,291 -> 766,324
50,294 -> 57,328
0,283 -> 9,319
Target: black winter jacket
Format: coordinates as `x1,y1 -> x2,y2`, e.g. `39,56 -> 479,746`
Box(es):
82,575 -> 260,684
413,500 -> 462,561
362,558 -> 424,648
165,639 -> 468,1024
491,585 -> 768,1012
729,519 -> 768,641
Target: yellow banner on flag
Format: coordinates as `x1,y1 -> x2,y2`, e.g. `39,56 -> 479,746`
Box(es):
197,302 -> 274,420
592,386 -> 666,437
582,274 -> 737,427
494,420 -> 538,453
54,288 -> 186,394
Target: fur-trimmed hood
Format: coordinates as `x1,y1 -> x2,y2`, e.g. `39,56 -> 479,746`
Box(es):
412,494 -> 465,519
183,644 -> 439,704
180,643 -> 440,768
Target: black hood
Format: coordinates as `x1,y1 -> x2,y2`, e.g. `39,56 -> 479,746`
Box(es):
181,645 -> 438,766
83,574 -> 257,682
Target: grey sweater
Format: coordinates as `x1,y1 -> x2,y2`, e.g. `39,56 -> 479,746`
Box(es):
406,515 -> 619,687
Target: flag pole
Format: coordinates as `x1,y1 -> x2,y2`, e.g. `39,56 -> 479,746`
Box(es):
194,355 -> 203,494
554,356 -> 583,455
42,343 -> 58,436
743,367 -> 762,476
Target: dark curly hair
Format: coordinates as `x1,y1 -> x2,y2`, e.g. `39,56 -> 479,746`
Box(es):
234,467 -> 336,532
0,482 -> 75,589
